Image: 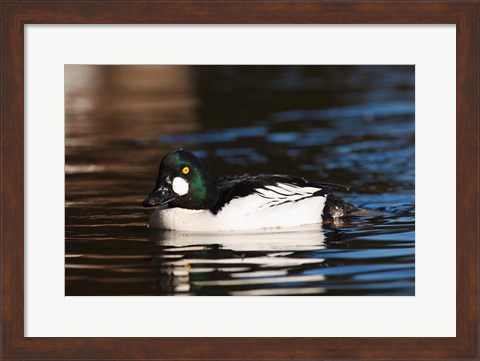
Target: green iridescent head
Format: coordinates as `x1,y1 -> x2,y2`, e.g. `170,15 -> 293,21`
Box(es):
142,149 -> 217,210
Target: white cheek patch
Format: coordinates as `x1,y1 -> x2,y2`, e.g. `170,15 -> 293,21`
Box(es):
172,177 -> 189,196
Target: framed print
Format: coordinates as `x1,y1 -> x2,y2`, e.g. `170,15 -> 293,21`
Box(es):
1,1 -> 478,360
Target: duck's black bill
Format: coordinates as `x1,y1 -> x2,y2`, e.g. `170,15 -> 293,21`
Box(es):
142,184 -> 177,207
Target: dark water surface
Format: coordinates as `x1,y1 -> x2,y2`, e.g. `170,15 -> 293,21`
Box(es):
65,65 -> 415,296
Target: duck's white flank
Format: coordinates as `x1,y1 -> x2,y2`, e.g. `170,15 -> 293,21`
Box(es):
149,183 -> 327,232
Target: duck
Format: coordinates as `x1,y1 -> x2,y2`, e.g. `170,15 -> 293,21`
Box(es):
142,149 -> 361,232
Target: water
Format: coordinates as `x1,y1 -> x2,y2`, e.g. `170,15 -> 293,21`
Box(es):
65,65 -> 415,296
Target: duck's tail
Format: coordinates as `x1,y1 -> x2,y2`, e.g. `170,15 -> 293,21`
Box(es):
322,194 -> 382,222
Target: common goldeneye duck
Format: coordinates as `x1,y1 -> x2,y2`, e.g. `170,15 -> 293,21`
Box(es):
142,149 -> 360,232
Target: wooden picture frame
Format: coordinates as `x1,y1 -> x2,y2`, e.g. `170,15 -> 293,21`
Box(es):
1,1 -> 478,359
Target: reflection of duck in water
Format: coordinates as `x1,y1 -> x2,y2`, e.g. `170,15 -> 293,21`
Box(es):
149,225 -> 327,252
143,149 -> 365,232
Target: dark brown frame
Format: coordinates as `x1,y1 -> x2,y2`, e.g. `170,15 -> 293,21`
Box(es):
1,1 -> 478,360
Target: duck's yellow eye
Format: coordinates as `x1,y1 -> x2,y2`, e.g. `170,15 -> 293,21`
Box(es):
182,166 -> 190,175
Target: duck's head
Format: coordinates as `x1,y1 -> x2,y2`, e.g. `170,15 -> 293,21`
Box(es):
142,149 -> 216,210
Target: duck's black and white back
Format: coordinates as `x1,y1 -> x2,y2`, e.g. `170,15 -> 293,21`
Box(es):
143,150 -> 359,232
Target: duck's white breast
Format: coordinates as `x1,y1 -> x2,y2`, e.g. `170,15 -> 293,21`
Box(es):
149,194 -> 326,232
